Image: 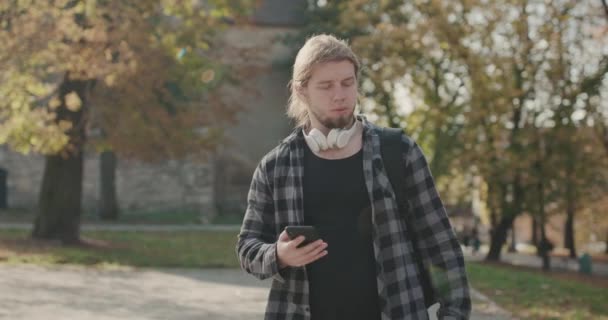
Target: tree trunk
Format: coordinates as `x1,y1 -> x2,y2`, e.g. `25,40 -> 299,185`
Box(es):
508,220 -> 517,252
603,125 -> 608,156
33,152 -> 83,243
538,195 -> 551,270
486,176 -> 524,261
487,183 -> 497,228
0,167 -> 7,209
564,208 -> 576,258
532,216 -> 538,246
564,152 -> 577,258
535,154 -> 551,271
486,215 -> 514,261
604,127 -> 608,156
32,74 -> 93,244
539,233 -> 552,271
99,150 -> 119,220
541,249 -> 551,271
605,229 -> 608,254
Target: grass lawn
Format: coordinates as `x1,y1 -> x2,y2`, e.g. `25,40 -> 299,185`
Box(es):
468,261 -> 608,320
0,208 -> 244,225
0,229 -> 241,268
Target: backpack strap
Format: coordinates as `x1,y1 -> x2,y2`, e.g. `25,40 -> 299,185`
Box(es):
379,127 -> 437,307
379,127 -> 409,212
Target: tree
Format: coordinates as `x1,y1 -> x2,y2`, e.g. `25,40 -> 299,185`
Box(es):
296,0 -> 608,262
455,0 -> 607,261
0,0 -> 251,243
98,150 -> 117,220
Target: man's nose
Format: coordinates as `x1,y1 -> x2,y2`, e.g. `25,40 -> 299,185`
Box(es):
332,85 -> 346,101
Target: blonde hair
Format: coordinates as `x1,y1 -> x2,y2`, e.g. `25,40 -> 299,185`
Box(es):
287,34 -> 361,128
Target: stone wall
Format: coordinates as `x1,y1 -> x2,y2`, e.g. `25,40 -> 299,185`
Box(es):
0,147 -> 45,211
0,146 -> 215,220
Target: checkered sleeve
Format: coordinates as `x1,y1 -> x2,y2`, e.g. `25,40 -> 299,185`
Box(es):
236,160 -> 285,283
403,140 -> 471,320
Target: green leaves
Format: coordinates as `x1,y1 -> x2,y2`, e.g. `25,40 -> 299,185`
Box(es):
0,109 -> 70,155
296,0 -> 608,228
0,0 -> 253,160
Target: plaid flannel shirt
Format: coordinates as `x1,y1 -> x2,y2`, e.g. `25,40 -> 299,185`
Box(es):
236,116 -> 471,320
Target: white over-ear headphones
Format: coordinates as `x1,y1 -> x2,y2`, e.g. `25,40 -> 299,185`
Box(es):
303,120 -> 360,153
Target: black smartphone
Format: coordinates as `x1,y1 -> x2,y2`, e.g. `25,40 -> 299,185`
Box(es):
284,225 -> 321,248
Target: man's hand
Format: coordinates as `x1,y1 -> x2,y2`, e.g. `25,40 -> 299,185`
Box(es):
276,229 -> 328,268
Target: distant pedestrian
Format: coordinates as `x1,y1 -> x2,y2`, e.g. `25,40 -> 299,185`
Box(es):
471,228 -> 480,256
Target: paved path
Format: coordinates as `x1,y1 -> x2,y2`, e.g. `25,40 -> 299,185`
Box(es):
0,264 -> 513,320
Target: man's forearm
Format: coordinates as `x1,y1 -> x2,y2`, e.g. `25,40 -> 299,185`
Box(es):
238,237 -> 280,279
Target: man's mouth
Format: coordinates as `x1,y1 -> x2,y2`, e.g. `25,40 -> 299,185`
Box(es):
332,107 -> 349,113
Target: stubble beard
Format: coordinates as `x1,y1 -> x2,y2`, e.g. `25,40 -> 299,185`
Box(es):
311,108 -> 356,130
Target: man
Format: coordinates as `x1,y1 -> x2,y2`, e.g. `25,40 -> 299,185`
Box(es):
236,34 -> 471,320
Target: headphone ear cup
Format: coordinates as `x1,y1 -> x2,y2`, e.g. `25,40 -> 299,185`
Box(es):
304,134 -> 320,153
309,128 -> 329,151
335,131 -> 350,148
326,129 -> 339,148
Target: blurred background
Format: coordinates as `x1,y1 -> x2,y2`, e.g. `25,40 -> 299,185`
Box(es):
0,0 -> 607,319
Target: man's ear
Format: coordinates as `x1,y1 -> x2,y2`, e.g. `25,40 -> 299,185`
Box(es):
295,83 -> 309,104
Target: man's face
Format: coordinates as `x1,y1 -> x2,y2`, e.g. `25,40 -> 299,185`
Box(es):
302,60 -> 358,130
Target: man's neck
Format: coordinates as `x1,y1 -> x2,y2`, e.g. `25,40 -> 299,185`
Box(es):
308,117 -> 356,135
307,120 -> 363,160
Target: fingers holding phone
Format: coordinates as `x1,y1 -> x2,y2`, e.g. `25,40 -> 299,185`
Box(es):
277,227 -> 328,268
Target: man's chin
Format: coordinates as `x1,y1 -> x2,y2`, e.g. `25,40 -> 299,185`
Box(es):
322,114 -> 355,129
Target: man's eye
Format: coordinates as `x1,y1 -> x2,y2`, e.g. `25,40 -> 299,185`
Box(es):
342,81 -> 354,87
319,85 -> 332,90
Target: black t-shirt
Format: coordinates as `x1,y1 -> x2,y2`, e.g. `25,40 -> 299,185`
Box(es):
303,145 -> 381,320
